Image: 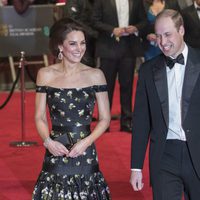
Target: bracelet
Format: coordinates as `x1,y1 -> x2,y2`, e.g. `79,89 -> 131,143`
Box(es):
43,137 -> 52,148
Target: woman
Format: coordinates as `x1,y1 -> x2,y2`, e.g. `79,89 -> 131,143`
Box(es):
143,0 -> 165,61
32,18 -> 111,199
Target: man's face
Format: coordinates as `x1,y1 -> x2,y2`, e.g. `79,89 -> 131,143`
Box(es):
155,17 -> 185,58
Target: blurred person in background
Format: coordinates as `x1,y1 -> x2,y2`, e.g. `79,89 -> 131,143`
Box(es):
12,0 -> 54,14
177,0 -> 193,9
0,0 -> 7,6
0,0 -> 8,6
92,0 -> 147,133
181,0 -> 200,48
142,0 -> 165,61
142,0 -> 181,61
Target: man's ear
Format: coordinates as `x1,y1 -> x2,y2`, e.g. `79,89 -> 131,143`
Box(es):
179,25 -> 185,36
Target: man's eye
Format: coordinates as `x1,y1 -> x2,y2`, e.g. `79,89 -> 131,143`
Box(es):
165,33 -> 171,37
155,35 -> 160,39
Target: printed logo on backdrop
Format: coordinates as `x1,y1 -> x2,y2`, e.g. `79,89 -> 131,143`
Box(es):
0,5 -> 54,57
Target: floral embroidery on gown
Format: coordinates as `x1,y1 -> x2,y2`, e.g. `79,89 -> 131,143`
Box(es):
32,85 -> 111,200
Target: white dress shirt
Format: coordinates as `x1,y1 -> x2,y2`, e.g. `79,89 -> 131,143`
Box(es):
115,0 -> 129,28
194,2 -> 200,19
166,44 -> 188,141
132,44 -> 189,171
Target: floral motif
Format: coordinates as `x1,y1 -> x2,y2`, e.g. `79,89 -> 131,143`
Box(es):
75,122 -> 82,127
69,103 -> 76,110
67,91 -> 73,98
78,109 -> 84,116
54,92 -> 61,98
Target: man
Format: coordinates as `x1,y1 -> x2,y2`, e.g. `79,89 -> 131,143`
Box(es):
181,0 -> 200,48
166,0 -> 181,10
92,0 -> 146,132
177,0 -> 193,9
130,9 -> 200,200
64,0 -> 98,67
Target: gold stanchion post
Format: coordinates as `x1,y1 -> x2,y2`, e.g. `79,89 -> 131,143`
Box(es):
10,51 -> 38,147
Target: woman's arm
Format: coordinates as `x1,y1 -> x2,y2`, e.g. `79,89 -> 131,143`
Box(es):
68,69 -> 111,158
35,67 -> 69,156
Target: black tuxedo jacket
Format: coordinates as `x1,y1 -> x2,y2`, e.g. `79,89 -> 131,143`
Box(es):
92,0 -> 147,58
181,5 -> 200,48
131,46 -> 200,184
63,0 -> 98,38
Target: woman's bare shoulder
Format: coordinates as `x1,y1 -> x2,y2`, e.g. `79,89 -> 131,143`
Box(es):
36,64 -> 59,85
83,66 -> 106,85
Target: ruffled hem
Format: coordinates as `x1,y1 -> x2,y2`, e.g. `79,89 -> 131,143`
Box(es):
32,171 -> 111,200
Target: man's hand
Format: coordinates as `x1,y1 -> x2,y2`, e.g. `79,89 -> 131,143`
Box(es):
130,170 -> 144,191
113,27 -> 126,37
125,25 -> 138,34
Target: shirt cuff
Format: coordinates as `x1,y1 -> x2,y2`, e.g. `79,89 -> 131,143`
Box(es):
131,168 -> 142,171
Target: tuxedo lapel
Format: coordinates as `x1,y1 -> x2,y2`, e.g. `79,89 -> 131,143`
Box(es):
153,56 -> 169,127
110,0 -> 119,25
110,0 -> 117,14
129,0 -> 133,16
191,6 -> 200,26
182,48 -> 200,122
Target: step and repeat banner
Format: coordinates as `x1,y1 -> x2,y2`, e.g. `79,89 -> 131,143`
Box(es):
0,5 -> 55,57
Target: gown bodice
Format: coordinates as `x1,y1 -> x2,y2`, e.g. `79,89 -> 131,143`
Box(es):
36,85 -> 107,127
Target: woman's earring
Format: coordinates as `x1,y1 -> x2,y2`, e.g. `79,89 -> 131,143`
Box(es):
58,49 -> 63,60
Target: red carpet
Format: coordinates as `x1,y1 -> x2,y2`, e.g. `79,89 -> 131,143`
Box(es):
0,78 -> 152,200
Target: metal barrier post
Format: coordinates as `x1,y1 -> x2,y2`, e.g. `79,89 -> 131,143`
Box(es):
10,52 -> 37,147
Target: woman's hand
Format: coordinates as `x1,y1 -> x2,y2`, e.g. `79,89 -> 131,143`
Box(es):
46,139 -> 69,157
146,33 -> 157,42
68,137 -> 91,158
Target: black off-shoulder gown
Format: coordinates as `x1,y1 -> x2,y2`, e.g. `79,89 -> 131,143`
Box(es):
32,85 -> 111,200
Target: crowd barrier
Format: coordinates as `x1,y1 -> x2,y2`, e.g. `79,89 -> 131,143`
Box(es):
0,4 -> 65,146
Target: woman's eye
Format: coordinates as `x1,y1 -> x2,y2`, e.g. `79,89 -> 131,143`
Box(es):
81,41 -> 86,45
69,42 -> 76,46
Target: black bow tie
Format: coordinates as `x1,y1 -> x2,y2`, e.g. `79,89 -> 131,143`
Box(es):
197,7 -> 200,11
165,53 -> 185,69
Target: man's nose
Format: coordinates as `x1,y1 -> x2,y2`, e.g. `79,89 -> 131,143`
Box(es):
160,36 -> 167,46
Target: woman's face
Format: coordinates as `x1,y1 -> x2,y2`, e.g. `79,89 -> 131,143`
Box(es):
60,30 -> 86,63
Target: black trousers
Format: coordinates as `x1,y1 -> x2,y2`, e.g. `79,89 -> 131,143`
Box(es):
152,140 -> 200,200
100,57 -> 136,124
